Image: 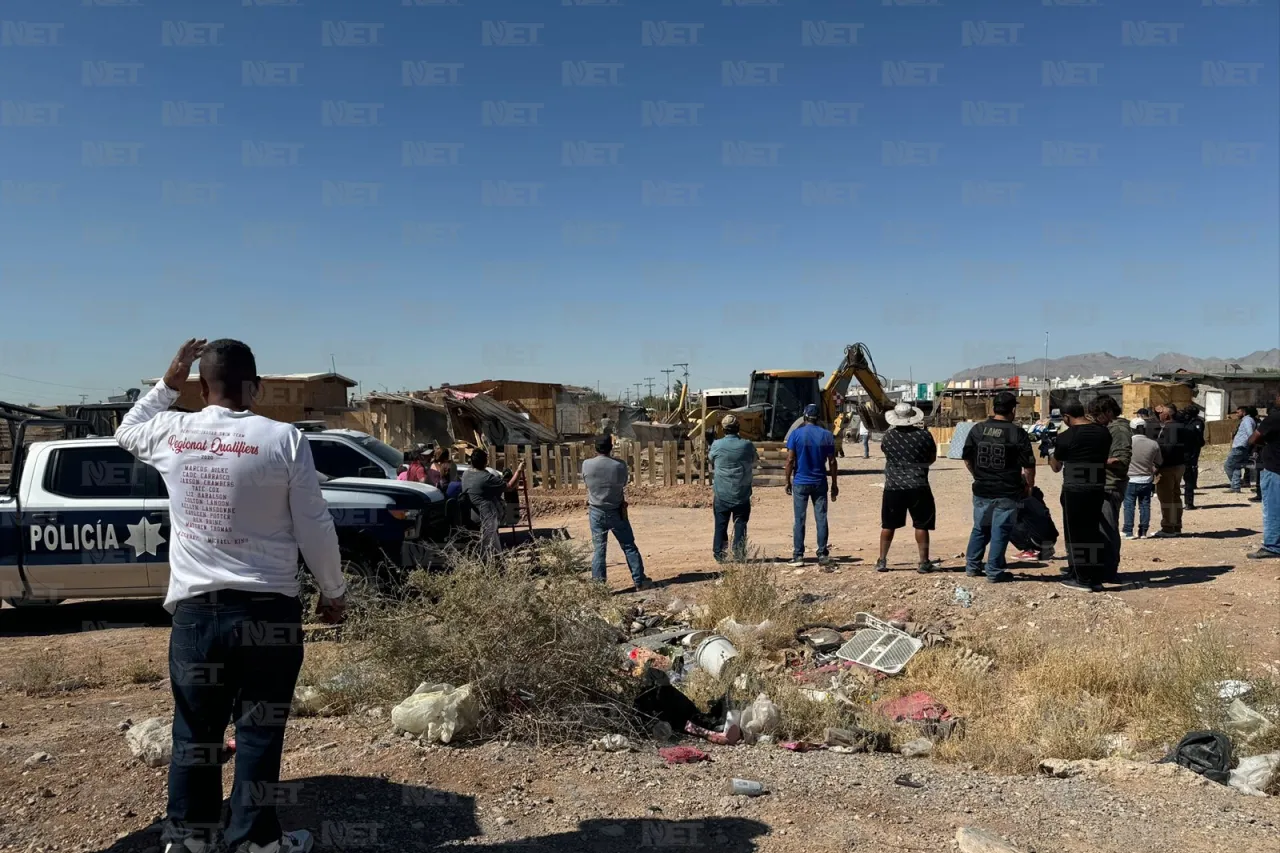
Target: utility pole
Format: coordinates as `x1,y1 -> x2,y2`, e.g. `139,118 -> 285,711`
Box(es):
673,362 -> 689,403
634,382 -> 644,405
661,369 -> 675,413
330,353 -> 337,374
644,377 -> 655,403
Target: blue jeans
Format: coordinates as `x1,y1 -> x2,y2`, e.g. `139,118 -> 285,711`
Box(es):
1262,469 -> 1280,555
1225,446 -> 1250,491
1122,481 -> 1154,536
792,481 -> 829,558
165,591 -> 304,849
713,498 -> 751,561
589,506 -> 647,584
862,434 -> 871,458
965,495 -> 1018,578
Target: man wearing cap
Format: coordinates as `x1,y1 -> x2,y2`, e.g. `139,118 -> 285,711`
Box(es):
708,414 -> 757,562
875,403 -> 937,574
785,403 -> 839,568
581,435 -> 655,591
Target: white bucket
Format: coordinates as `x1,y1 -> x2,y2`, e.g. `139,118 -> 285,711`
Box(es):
694,634 -> 739,679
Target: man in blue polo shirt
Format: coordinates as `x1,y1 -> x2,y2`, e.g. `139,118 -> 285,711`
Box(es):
785,403 -> 839,568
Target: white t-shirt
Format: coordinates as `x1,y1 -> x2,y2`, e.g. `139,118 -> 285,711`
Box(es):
116,381 -> 346,611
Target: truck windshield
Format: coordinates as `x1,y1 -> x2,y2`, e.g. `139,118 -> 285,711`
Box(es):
353,435 -> 404,469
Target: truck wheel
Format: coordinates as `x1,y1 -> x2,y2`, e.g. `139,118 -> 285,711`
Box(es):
4,597 -> 65,608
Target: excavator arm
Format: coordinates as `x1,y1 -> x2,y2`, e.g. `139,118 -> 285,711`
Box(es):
822,343 -> 892,434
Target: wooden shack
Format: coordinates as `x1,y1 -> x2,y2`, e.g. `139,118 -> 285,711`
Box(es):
144,371 -> 357,424
447,380 -> 562,431
1120,382 -> 1194,419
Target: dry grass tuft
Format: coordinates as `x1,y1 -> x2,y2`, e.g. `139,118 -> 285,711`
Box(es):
14,649 -> 87,696
340,536 -> 639,742
694,557 -> 802,647
121,659 -> 165,685
887,622 -> 1264,773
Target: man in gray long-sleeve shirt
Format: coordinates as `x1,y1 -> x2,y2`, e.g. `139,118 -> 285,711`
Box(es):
581,435 -> 653,590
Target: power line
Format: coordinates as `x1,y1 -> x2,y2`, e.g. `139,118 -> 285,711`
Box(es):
0,370 -> 116,392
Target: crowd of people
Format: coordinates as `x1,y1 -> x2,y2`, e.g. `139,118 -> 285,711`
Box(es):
574,390 -> 1280,596
111,338 -> 1280,853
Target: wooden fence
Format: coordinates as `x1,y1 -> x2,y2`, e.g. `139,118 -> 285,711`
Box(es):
473,440 -> 794,490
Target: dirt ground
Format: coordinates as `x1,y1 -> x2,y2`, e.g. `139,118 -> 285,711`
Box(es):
2,450 -> 1279,853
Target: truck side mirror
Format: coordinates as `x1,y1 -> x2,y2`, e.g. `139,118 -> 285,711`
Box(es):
358,465 -> 384,479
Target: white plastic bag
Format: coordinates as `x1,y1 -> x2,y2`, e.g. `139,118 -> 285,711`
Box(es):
391,682 -> 480,744
740,693 -> 780,737
1228,752 -> 1279,797
1225,698 -> 1274,742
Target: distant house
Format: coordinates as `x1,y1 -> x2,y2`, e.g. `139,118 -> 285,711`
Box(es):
1155,370 -> 1280,421
143,371 -> 357,424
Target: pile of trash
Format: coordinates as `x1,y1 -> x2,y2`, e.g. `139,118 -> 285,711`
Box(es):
611,600 -> 965,759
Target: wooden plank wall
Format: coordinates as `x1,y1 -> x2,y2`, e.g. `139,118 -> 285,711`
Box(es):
482,439 -> 712,490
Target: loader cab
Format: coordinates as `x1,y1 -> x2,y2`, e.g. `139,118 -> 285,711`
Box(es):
746,371 -> 823,441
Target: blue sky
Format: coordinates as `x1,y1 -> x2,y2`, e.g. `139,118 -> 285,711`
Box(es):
1,0 -> 1277,404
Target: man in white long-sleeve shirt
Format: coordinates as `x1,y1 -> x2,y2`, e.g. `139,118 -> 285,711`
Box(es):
117,338 -> 345,853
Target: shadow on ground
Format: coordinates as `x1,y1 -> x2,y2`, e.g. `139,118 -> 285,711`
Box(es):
1177,528 -> 1258,539
501,527 -> 572,548
0,598 -> 170,637
94,774 -> 770,852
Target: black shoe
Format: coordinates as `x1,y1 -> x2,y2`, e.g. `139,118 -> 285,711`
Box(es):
1060,579 -> 1101,593
987,571 -> 1014,584
874,558 -> 889,573
1059,566 -> 1072,576
917,561 -> 934,574
1247,549 -> 1280,560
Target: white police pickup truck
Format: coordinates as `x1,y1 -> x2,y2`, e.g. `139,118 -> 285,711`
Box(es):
0,432 -> 450,607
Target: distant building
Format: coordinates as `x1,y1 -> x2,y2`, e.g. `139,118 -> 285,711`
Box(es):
143,371 -> 357,424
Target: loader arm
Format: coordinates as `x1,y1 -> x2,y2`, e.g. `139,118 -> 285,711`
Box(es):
822,343 -> 892,433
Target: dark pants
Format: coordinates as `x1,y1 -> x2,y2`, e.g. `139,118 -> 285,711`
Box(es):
712,498 -> 751,561
1184,459 -> 1199,507
1061,490 -> 1106,587
1099,488 -> 1124,581
166,591 -> 304,849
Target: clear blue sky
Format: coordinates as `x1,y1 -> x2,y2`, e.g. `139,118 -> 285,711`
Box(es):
1,0 -> 1277,404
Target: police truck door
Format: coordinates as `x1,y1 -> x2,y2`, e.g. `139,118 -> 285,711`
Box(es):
20,443 -> 154,598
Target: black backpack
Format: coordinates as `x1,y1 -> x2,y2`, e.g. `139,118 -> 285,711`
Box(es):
1159,730 -> 1232,784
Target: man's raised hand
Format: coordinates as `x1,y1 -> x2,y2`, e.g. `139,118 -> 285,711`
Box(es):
163,338 -> 208,388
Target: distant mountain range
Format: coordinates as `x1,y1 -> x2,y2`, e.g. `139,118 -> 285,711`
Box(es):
951,348 -> 1280,381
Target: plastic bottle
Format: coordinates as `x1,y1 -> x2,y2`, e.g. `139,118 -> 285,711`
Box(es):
727,778 -> 766,797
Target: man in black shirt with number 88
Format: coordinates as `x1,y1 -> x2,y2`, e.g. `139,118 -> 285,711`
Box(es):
962,392 -> 1037,583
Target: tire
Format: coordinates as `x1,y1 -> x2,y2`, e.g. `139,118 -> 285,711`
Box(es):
4,597 -> 65,608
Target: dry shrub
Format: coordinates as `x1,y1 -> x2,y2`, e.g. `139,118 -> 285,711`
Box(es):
890,621 -> 1257,773
122,659 -> 164,685
15,650 -> 76,696
695,557 -> 801,646
343,536 -> 638,742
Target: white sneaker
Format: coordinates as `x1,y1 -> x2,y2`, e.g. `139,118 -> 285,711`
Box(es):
1121,532 -> 1135,540
1149,531 -> 1177,538
248,830 -> 314,853
165,842 -> 212,853
787,558 -> 805,567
